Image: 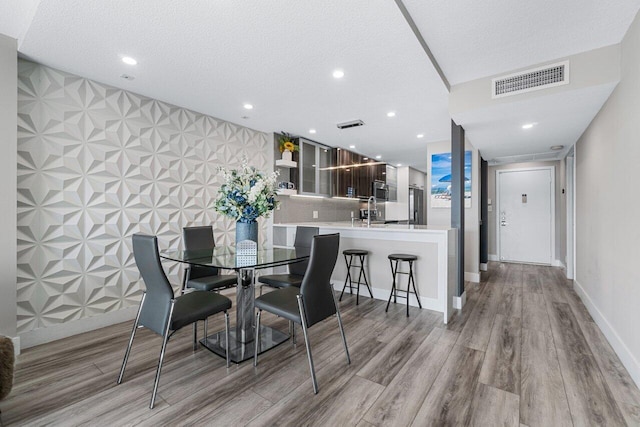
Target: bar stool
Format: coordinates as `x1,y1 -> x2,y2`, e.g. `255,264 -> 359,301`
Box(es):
386,253 -> 422,317
339,249 -> 373,305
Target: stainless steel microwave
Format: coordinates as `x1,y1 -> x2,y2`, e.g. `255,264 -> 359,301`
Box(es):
372,180 -> 388,200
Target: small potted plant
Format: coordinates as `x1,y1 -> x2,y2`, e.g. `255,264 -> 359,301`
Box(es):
278,132 -> 299,162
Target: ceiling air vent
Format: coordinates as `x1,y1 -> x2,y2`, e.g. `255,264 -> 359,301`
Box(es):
490,151 -> 562,165
492,61 -> 569,99
337,119 -> 364,129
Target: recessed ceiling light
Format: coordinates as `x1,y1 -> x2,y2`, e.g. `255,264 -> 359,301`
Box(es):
550,145 -> 564,151
349,145 -> 355,149
387,112 -> 396,118
396,163 -> 402,167
121,56 -> 137,65
363,157 -> 369,160
375,155 -> 382,159
417,134 -> 424,138
332,69 -> 344,79
309,129 -> 316,134
243,103 -> 254,110
522,123 -> 536,129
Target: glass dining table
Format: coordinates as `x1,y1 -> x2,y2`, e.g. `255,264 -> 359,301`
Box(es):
160,245 -> 309,363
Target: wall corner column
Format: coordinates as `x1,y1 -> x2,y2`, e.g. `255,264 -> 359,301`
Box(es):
451,120 -> 465,297
0,33 -> 18,353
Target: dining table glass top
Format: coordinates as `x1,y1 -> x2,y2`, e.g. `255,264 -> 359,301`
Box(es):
160,246 -> 309,270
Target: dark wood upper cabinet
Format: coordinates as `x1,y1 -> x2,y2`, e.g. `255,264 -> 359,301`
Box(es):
332,148 -> 386,198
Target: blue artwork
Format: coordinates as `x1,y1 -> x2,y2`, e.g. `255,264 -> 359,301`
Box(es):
430,151 -> 472,208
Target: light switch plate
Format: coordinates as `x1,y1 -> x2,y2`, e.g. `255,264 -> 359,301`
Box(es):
487,198 -> 492,205
488,206 -> 493,212
313,211 -> 318,219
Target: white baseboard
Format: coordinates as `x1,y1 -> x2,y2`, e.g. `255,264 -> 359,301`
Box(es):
453,291 -> 466,309
480,263 -> 488,272
574,279 -> 640,388
331,281 -> 440,312
552,259 -> 566,269
488,254 -> 499,261
464,272 -> 481,283
20,306 -> 139,349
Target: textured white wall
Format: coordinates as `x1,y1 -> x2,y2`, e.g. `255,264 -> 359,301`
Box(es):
575,11 -> 640,386
16,60 -> 273,341
0,35 -> 18,342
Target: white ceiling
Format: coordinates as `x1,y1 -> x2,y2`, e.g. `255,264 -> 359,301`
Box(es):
2,0 -> 450,171
453,82 -> 619,161
403,0 -> 640,85
2,0 -> 639,171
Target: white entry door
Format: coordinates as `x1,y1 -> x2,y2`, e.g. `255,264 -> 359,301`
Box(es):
498,168 -> 553,264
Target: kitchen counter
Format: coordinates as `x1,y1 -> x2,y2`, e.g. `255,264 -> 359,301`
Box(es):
275,221 -> 451,232
272,222 -> 458,323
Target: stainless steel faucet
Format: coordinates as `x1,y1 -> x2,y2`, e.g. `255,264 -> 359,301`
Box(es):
367,196 -> 376,227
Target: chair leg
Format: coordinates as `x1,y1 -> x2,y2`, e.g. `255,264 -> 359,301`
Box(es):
289,320 -> 296,345
181,267 -> 189,295
117,292 -> 146,384
355,255 -> 368,305
361,255 -> 374,298
297,295 -> 318,394
331,288 -> 351,365
204,317 -> 208,343
339,254 -> 352,301
193,321 -> 198,351
386,259 -> 397,312
224,311 -> 230,368
150,300 -> 175,409
253,310 -> 261,367
409,261 -> 422,309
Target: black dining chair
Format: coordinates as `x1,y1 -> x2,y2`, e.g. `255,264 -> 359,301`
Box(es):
253,233 -> 350,394
117,234 -> 232,409
181,226 -> 237,294
258,226 -> 318,293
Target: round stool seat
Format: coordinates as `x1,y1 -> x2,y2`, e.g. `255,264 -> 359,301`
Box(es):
343,249 -> 369,256
388,253 -> 418,261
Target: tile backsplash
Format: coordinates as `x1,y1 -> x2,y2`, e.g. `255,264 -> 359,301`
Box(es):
274,196 -> 360,223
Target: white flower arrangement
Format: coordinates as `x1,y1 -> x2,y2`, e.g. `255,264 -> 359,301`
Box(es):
214,158 -> 279,223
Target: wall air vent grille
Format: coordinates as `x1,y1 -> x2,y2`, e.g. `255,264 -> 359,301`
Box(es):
490,151 -> 561,165
492,61 -> 569,98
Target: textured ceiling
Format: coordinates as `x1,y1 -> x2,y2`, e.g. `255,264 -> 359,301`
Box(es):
2,0 -> 639,169
403,0 -> 640,85
452,83 -> 618,161
3,0 -> 450,171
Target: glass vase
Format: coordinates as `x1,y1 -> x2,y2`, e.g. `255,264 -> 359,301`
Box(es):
236,221 -> 258,245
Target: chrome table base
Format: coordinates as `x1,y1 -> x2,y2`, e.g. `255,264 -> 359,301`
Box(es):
200,325 -> 289,363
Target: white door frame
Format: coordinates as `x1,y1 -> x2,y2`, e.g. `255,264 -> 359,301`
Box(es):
496,166 -> 556,265
566,155 -> 575,279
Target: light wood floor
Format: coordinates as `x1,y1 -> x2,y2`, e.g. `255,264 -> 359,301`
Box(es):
2,263 -> 640,426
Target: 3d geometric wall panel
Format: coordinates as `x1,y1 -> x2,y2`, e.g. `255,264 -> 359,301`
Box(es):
16,60 -> 271,334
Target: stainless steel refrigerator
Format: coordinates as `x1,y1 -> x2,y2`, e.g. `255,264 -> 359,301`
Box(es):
409,187 -> 425,224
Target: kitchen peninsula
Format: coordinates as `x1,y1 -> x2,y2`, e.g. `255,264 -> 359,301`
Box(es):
272,222 -> 457,323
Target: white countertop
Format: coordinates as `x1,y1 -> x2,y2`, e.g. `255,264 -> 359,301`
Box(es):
274,221 -> 452,233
